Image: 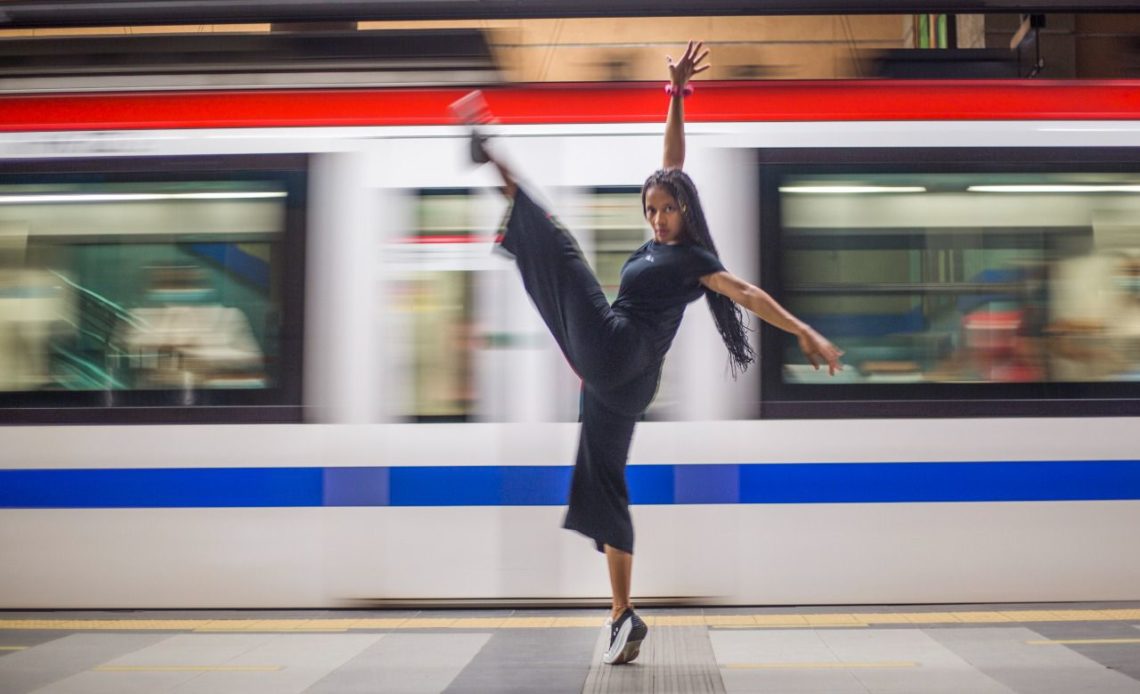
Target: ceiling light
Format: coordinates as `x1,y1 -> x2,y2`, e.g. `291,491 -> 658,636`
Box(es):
967,185 -> 1140,193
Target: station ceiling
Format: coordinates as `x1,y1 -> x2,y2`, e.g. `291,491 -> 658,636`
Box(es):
0,0 -> 1136,29
0,6 -> 1134,85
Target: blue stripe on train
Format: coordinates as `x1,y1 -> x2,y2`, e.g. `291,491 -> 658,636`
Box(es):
1,461 -> 1138,509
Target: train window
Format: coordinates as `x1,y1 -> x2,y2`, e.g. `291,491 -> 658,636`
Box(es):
394,190 -> 482,421
394,187 -> 689,423
759,148 -> 1140,418
572,187 -> 684,420
0,156 -> 305,424
580,189 -> 649,301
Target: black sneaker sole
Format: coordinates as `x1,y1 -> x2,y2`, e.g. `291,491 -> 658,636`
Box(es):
470,130 -> 490,164
612,637 -> 643,665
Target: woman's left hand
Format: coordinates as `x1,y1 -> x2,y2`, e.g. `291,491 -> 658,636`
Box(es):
667,40 -> 710,90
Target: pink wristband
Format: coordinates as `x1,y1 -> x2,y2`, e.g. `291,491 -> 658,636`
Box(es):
665,83 -> 694,98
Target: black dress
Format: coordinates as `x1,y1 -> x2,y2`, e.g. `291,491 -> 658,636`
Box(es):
500,188 -> 724,553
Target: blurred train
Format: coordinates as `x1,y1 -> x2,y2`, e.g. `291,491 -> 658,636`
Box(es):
1,79 -> 1139,608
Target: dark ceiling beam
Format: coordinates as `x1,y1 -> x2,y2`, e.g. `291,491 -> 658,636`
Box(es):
0,30 -> 495,77
0,0 -> 1137,29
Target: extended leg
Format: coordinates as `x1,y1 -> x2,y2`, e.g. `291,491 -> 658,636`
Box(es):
498,189 -> 635,386
452,90 -> 518,199
477,135 -> 518,200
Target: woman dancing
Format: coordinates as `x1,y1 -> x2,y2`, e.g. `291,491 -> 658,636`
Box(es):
461,41 -> 843,665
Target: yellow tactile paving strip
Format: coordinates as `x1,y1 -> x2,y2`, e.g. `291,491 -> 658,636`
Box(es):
0,608 -> 1137,633
726,661 -> 920,669
1029,638 -> 1140,645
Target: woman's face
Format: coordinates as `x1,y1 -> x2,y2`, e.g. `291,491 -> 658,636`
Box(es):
644,185 -> 685,245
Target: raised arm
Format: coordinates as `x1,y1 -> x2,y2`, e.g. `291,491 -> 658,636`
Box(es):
663,41 -> 709,171
702,270 -> 844,375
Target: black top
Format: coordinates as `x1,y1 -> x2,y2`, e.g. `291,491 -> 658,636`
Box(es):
611,240 -> 725,361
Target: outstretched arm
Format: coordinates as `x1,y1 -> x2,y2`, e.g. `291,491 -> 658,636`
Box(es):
702,270 -> 844,375
663,40 -> 710,171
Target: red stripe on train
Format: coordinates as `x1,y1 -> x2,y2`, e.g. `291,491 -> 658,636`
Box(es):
1,81 -> 1139,132
399,235 -> 481,244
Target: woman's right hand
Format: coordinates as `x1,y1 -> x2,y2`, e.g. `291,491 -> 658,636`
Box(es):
667,40 -> 710,90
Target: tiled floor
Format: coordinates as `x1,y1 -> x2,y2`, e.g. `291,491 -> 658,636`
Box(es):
1,603 -> 1138,693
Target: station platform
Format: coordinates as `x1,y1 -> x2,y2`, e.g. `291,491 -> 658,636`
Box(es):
1,602 -> 1139,693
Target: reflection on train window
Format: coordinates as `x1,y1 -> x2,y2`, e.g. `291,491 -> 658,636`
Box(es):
398,188 -> 679,422
577,189 -> 648,300
399,191 -> 478,421
0,180 -> 286,395
777,172 -> 1140,387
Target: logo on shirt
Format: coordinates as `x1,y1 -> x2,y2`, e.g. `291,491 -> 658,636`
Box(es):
645,253 -> 655,263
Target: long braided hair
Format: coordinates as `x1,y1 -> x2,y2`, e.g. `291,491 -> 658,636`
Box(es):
641,168 -> 755,376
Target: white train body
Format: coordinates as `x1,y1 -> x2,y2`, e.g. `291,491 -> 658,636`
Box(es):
1,83 -> 1137,607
